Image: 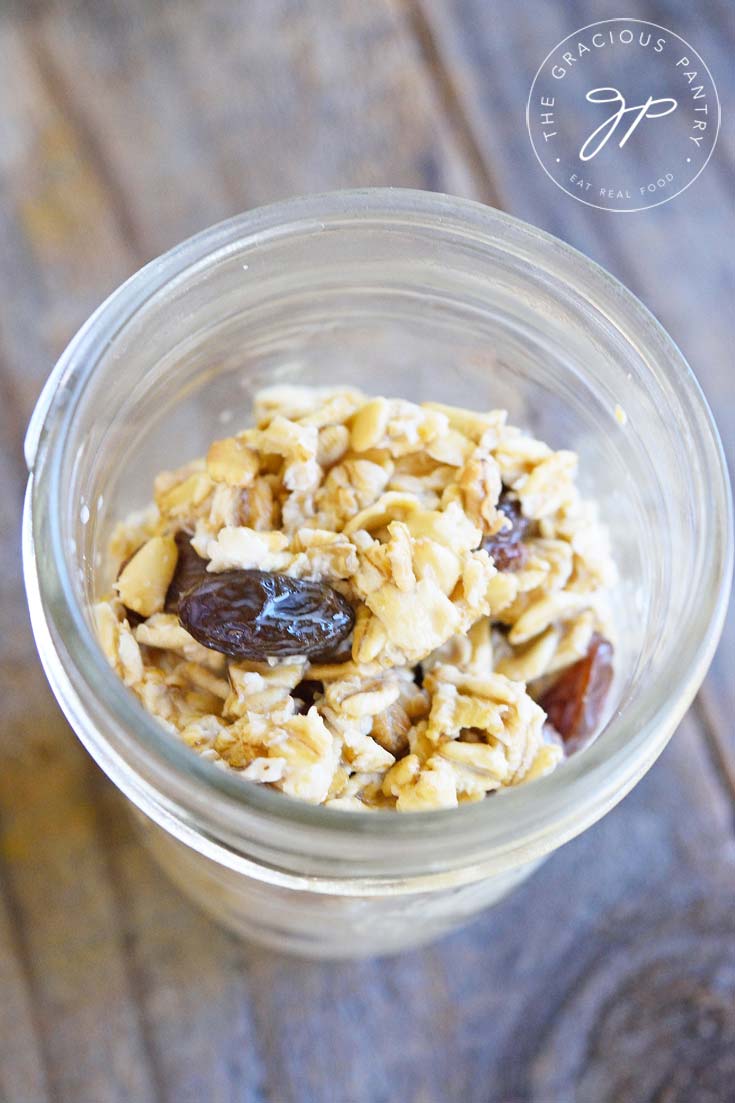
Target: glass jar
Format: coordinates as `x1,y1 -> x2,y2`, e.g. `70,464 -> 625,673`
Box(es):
23,189 -> 732,958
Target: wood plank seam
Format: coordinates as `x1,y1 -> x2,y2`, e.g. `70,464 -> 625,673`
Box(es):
26,29 -> 148,264
399,0 -> 505,209
84,780 -> 168,1098
84,774 -> 170,1103
693,691 -> 735,813
0,846 -> 59,1103
0,348 -> 30,484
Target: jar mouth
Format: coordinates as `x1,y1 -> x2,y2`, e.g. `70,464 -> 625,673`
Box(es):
24,188 -> 733,869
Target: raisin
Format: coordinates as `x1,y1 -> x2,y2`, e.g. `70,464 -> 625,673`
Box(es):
538,634 -> 614,747
165,531 -> 209,613
481,493 -> 532,571
311,630 -> 354,665
292,679 -> 324,713
179,569 -> 356,661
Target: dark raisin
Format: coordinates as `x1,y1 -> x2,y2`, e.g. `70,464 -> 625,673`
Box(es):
179,569 -> 356,661
292,680 -> 324,713
538,634 -> 614,747
413,664 -> 425,688
165,531 -> 210,613
481,493 -> 532,571
310,630 -> 354,665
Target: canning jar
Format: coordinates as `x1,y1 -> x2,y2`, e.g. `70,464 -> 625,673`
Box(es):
23,189 -> 732,958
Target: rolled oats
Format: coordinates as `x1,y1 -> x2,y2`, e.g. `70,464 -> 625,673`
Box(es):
202,526 -> 290,572
370,702 -> 412,758
96,385 -> 617,811
383,751 -> 458,811
206,436 -> 260,486
156,470 -> 213,517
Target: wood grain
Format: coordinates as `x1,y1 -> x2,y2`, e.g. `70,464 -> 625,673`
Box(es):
0,1 -> 733,1101
0,865 -> 53,1103
27,0 -> 482,256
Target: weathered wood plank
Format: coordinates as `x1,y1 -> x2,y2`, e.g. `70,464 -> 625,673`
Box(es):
0,17 -> 164,1103
0,19 -> 134,393
0,669 -> 162,1103
28,0 -> 481,258
0,866 -> 52,1103
90,776 -> 267,1103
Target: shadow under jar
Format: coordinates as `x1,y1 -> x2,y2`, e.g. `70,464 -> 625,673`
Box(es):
23,189 -> 732,958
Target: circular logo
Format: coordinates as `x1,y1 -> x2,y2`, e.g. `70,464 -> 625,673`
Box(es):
526,18 -> 720,212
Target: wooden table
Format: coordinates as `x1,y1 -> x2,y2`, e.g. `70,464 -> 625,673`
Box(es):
1,2 -> 733,1100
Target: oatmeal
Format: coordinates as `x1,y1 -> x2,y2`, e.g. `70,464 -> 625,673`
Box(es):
95,385 -> 616,810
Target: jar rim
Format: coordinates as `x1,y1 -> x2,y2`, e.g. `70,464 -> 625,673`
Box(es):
23,188 -> 733,872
